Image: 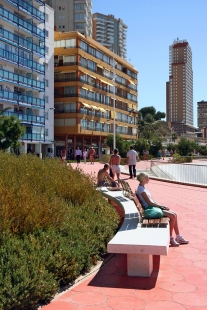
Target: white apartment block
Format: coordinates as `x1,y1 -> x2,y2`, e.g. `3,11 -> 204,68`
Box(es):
46,0 -> 92,36
166,39 -> 193,127
0,1 -> 54,157
93,13 -> 127,59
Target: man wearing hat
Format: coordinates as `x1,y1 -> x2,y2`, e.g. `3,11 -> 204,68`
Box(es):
109,148 -> 121,184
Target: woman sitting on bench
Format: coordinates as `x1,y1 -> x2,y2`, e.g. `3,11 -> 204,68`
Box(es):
136,173 -> 189,247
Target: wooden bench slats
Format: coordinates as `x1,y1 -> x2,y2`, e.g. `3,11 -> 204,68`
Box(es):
118,180 -> 170,227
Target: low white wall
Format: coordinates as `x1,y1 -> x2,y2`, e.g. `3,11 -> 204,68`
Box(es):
151,163 -> 207,185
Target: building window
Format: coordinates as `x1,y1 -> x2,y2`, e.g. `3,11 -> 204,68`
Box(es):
74,13 -> 86,20
44,95 -> 48,103
74,23 -> 85,30
45,46 -> 49,54
45,129 -> 48,136
45,30 -> 49,37
45,13 -> 49,22
64,86 -> 76,97
74,3 -> 86,10
88,60 -> 95,71
80,40 -> 87,51
65,39 -> 76,48
96,50 -> 103,60
44,79 -> 49,87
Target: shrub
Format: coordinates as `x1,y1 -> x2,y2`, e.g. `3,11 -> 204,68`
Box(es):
99,154 -> 110,163
0,152 -> 120,309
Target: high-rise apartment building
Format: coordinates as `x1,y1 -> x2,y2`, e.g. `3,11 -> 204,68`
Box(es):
197,100 -> 207,137
0,1 -> 54,157
93,13 -> 127,59
166,39 -> 193,133
54,31 -> 138,158
45,0 -> 92,36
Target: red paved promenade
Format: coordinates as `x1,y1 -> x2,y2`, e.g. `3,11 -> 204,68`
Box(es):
42,161 -> 207,310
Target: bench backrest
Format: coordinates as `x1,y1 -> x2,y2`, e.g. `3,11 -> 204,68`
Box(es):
119,180 -> 133,195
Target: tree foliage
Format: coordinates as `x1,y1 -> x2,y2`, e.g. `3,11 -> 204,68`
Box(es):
177,137 -> 194,156
134,138 -> 150,155
106,134 -> 130,157
139,106 -> 156,119
0,116 -> 25,151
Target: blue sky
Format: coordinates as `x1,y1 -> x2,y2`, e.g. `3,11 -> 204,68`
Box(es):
93,0 -> 207,127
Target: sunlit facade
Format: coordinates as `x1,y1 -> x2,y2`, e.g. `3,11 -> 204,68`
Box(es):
54,31 -> 138,158
0,1 -> 54,157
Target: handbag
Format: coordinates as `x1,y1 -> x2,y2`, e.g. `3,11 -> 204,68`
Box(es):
143,206 -> 163,219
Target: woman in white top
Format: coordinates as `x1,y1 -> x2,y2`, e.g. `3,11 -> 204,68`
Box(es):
136,173 -> 189,247
83,149 -> 87,164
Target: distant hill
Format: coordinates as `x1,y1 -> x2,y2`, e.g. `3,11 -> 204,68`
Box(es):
141,121 -> 171,138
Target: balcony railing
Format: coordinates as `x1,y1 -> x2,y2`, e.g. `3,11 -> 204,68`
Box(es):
2,110 -> 45,124
0,69 -> 45,91
0,48 -> 45,74
22,132 -> 44,141
0,27 -> 45,56
0,7 -> 45,39
0,90 -> 45,108
5,0 -> 45,22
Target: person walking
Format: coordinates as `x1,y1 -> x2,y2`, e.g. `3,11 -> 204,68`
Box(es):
89,147 -> 95,164
109,148 -> 121,183
60,148 -> 66,164
75,147 -> 82,164
83,149 -> 87,164
127,146 -> 138,179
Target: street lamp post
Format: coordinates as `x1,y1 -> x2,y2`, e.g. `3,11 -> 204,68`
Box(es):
111,45 -> 116,150
39,107 -> 55,159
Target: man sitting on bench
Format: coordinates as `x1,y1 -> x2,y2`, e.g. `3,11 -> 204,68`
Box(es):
97,163 -> 117,187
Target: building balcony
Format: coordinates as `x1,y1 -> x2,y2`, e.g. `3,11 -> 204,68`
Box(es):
5,0 -> 45,22
0,89 -> 45,108
2,110 -> 45,125
0,27 -> 45,57
0,69 -> 45,91
0,7 -> 45,39
0,48 -> 45,74
22,131 -> 45,141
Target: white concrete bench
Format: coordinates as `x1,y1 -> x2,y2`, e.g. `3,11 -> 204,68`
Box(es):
97,187 -> 170,277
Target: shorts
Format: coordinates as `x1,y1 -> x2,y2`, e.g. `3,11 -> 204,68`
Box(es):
111,165 -> 121,175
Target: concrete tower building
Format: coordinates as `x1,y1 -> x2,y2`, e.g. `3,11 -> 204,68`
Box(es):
93,13 -> 127,59
46,0 -> 92,36
166,39 -> 193,134
0,1 -> 54,157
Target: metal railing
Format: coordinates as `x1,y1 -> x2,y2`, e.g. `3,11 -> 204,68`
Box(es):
5,0 -> 45,22
0,69 -> 45,91
0,48 -> 44,74
0,27 -> 45,56
150,158 -> 207,186
0,90 -> 45,108
2,110 -> 45,124
0,7 -> 45,39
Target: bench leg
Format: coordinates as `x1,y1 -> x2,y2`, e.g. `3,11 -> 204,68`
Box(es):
127,254 -> 153,277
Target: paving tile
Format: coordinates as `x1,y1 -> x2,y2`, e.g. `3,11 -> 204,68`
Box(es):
159,280 -> 196,293
172,292 -> 207,306
41,162 -> 207,310
106,296 -> 145,309
69,292 -> 107,306
144,301 -> 186,310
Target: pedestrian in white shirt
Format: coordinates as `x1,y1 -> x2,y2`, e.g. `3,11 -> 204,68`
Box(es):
126,146 -> 138,179
75,147 -> 82,164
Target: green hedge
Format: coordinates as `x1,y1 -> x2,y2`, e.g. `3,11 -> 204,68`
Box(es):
0,153 -> 120,309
